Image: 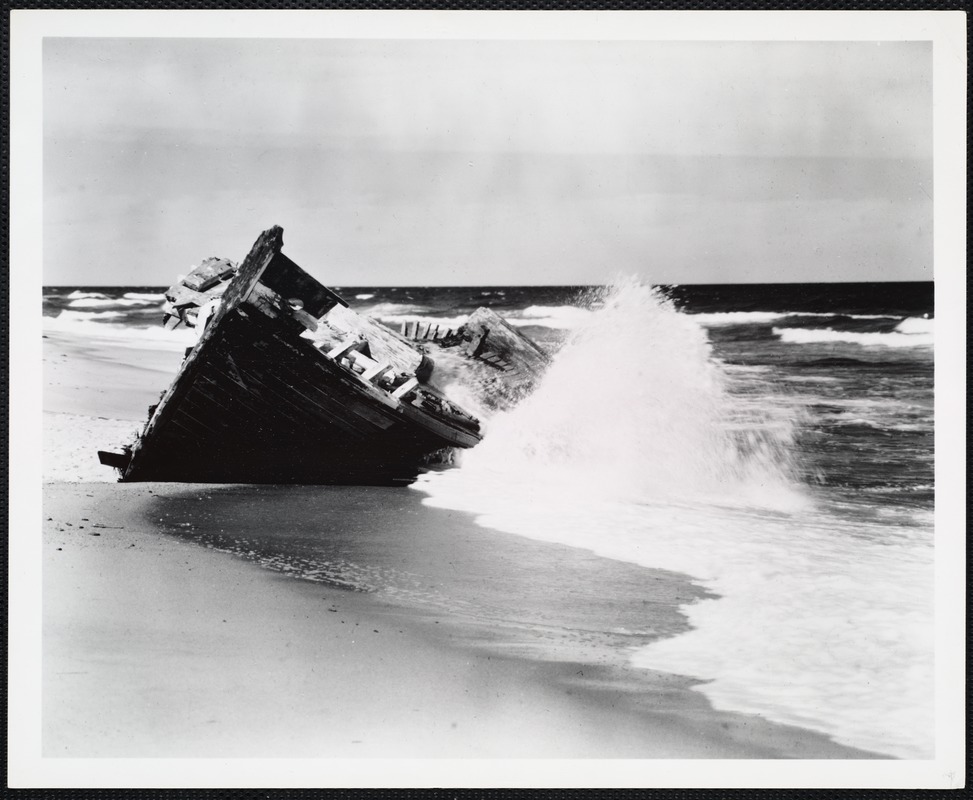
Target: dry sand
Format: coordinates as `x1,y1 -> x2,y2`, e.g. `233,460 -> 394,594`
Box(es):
42,329 -> 184,482
43,328 -> 186,421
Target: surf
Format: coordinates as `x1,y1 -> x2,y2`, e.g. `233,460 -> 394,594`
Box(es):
415,277 -> 934,758
425,277 -> 802,505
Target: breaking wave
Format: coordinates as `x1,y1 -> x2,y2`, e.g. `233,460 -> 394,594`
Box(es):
122,291 -> 166,302
416,277 -> 933,759
68,297 -> 163,308
374,313 -> 470,331
433,279 -> 802,505
357,302 -> 431,318
504,304 -> 593,330
774,318 -> 933,348
688,310 -> 908,327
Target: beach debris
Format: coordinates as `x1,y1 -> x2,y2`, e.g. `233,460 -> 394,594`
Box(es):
98,225 -> 548,485
162,257 -> 237,331
402,307 -> 551,410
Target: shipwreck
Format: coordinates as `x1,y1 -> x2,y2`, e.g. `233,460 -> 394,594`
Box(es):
98,225 -> 549,484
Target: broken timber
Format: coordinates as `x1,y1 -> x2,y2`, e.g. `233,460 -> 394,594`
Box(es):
102,226 -> 486,485
400,307 -> 552,410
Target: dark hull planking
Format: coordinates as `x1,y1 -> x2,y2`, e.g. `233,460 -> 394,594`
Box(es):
117,226 -> 481,485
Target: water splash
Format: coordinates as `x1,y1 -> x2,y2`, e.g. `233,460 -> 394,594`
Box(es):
416,277 -> 933,758
443,277 -> 803,508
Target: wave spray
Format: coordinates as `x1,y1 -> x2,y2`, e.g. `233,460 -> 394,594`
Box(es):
418,277 -> 933,759
441,277 -> 801,507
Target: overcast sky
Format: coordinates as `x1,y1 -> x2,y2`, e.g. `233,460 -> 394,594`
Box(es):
44,38 -> 932,286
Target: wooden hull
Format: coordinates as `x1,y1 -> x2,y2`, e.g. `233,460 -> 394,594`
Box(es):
113,226 -> 481,485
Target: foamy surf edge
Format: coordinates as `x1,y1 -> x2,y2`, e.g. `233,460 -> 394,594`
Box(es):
413,278 -> 934,761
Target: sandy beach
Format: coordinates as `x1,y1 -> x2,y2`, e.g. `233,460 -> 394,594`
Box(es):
15,20 -> 965,786
39,327 -> 879,760
43,482 -> 877,760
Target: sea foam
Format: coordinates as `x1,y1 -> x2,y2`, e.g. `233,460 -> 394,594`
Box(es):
504,304 -> 593,330
68,297 -> 162,308
430,279 -> 802,505
774,319 -> 934,348
416,277 -> 934,759
688,310 -> 902,327
122,291 -> 166,302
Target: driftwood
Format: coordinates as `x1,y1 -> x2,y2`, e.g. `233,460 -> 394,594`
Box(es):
402,308 -> 549,376
401,307 -> 552,410
182,257 -> 236,292
457,307 -> 550,374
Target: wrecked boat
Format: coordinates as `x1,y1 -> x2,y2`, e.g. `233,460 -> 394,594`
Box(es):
98,225 -> 548,484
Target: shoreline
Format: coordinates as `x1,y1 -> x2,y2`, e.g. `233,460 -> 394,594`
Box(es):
39,317 -> 888,761
43,480 -> 880,759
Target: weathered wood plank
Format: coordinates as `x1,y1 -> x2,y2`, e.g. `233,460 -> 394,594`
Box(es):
165,284 -> 209,309
327,338 -> 365,360
255,332 -> 401,427
98,450 -> 130,469
325,305 -> 425,377
259,252 -> 347,318
288,306 -> 319,331
246,282 -> 283,318
361,362 -> 392,384
182,257 -> 237,292
120,225 -> 482,484
123,227 -> 286,480
464,330 -> 488,357
462,307 -> 550,372
391,377 -> 419,399
224,340 -> 374,437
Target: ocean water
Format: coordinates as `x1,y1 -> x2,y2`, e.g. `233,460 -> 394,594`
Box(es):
43,280 -> 934,758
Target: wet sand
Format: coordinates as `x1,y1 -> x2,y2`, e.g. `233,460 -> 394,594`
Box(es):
39,325 -> 880,760
43,481 -> 877,759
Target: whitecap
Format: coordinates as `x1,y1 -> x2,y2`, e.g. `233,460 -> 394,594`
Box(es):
773,327 -> 933,348
415,276 -> 934,759
122,292 -> 166,302
68,297 -> 161,309
505,304 -> 592,330
44,311 -> 195,350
